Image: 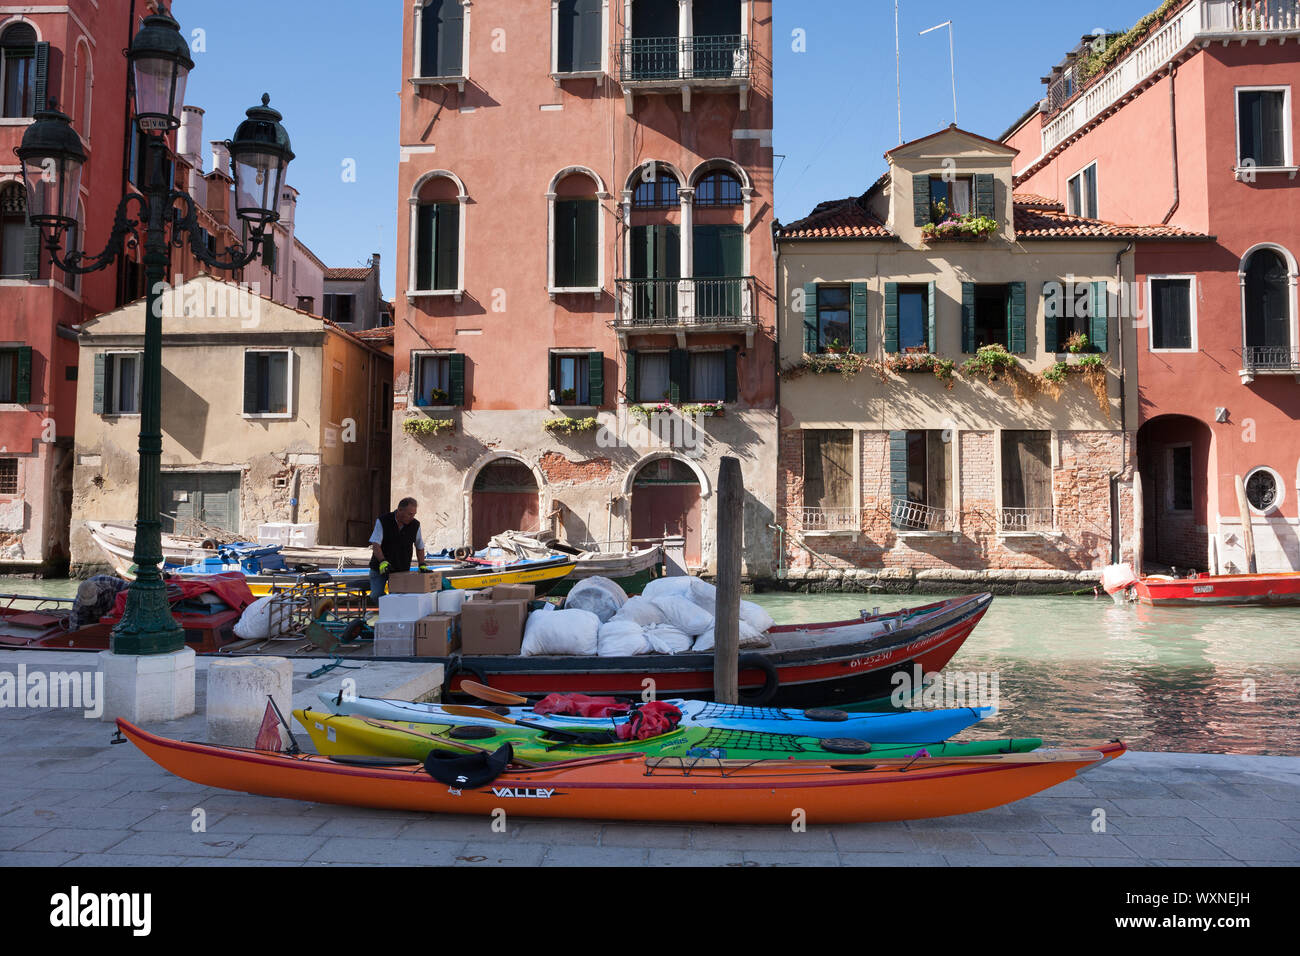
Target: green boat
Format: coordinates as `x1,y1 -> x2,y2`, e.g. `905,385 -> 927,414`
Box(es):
294,708 -> 1042,764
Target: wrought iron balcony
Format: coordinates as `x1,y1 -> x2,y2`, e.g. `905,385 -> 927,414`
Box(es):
1240,345 -> 1300,383
615,276 -> 757,344
891,498 -> 955,533
999,507 -> 1056,534
618,35 -> 751,84
801,507 -> 860,534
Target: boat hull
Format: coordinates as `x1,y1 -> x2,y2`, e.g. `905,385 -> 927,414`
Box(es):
1133,572 -> 1300,607
118,719 -> 1123,824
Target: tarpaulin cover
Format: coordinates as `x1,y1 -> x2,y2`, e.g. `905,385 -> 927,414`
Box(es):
111,572 -> 257,618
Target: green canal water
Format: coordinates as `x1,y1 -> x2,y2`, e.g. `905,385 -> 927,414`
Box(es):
7,578 -> 1299,756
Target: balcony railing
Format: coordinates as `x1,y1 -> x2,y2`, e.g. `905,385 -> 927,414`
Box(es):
1241,345 -> 1300,382
618,35 -> 751,83
999,507 -> 1056,534
1034,1 -> 1300,165
615,276 -> 756,330
891,498 -> 955,533
801,507 -> 860,534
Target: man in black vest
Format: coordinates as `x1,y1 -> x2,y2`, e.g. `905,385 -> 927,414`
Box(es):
368,497 -> 428,605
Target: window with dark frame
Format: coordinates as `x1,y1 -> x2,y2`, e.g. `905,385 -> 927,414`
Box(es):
0,24 -> 37,119
898,285 -> 929,351
0,458 -> 16,495
1051,281 -> 1092,351
104,352 -> 143,415
376,381 -> 392,432
687,351 -> 726,402
1170,446 -> 1193,512
1246,468 -> 1279,512
552,353 -> 590,406
974,284 -> 1011,349
323,293 -> 356,324
556,0 -> 603,73
693,170 -> 743,207
416,354 -> 452,407
416,202 -> 460,291
1067,164 -> 1098,218
1150,278 -> 1193,350
929,175 -> 972,223
420,0 -> 465,78
553,198 -> 599,289
635,352 -> 671,403
817,286 -> 851,353
1237,89 -> 1287,168
0,182 -> 29,279
891,430 -> 952,530
243,351 -> 290,416
632,174 -> 679,209
0,349 -> 19,403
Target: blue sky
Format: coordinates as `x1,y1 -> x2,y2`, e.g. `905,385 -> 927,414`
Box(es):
180,0 -> 1164,298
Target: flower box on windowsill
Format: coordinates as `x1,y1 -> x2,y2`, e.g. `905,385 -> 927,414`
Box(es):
629,402 -> 726,421
921,230 -> 992,243
921,214 -> 999,243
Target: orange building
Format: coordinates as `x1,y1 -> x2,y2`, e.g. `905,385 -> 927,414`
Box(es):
392,1 -> 777,573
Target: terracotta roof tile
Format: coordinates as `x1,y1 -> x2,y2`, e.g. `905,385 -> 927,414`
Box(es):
324,267 -> 374,280
1013,204 -> 1211,240
1011,192 -> 1063,210
777,195 -> 893,240
352,326 -> 395,341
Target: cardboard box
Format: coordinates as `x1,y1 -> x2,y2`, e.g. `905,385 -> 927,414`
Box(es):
378,592 -> 437,623
414,614 -> 459,657
373,620 -> 416,657
387,571 -> 443,594
491,583 -> 536,602
460,600 -> 529,655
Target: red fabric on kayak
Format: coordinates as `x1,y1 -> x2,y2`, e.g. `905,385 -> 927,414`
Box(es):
111,572 -> 257,617
616,702 -> 683,741
532,693 -> 631,718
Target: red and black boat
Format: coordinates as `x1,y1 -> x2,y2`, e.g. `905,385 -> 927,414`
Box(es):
433,592 -> 992,708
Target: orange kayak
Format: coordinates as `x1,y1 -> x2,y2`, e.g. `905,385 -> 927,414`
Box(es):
117,720 -> 1125,824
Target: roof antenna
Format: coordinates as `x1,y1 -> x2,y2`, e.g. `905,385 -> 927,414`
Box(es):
894,0 -> 903,145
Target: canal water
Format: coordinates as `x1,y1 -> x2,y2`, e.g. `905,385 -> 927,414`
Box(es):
6,578 -> 1299,756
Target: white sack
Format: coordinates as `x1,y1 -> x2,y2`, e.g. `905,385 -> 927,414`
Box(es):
651,595 -> 714,637
521,608 -> 600,657
739,599 -> 776,634
641,577 -> 695,601
643,623 -> 693,655
693,620 -> 772,652
233,596 -> 273,640
597,618 -> 652,656
612,595 -> 666,628
564,576 -> 628,623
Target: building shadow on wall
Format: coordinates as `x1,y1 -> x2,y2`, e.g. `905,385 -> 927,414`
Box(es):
160,367 -> 210,458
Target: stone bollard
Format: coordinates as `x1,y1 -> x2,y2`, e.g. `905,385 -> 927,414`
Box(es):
206,657 -> 294,748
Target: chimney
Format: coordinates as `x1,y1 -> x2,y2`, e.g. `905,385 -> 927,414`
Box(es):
210,140 -> 231,178
178,105 -> 205,172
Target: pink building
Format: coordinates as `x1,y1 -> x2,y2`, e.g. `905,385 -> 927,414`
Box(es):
1003,0 -> 1300,572
392,1 -> 778,573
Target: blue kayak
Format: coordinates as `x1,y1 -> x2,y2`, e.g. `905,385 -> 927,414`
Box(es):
317,691 -> 994,743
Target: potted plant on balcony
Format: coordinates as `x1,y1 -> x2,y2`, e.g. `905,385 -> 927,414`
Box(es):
1065,331 -> 1091,359
823,338 -> 849,354
425,387 -> 450,406
403,417 -> 455,437
922,213 -> 999,242
885,346 -> 956,389
544,416 -> 598,435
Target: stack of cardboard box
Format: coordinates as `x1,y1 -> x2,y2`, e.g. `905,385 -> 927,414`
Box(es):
374,572 -> 441,656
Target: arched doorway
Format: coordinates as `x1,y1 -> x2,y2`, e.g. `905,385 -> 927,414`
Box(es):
631,457 -> 702,566
1137,415 -> 1215,571
471,459 -> 539,549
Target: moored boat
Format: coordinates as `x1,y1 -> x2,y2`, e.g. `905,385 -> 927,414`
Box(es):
1130,571 -> 1300,607
117,718 -> 1125,825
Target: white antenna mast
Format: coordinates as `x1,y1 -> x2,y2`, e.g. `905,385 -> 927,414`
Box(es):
895,0 -> 903,144
920,20 -> 958,126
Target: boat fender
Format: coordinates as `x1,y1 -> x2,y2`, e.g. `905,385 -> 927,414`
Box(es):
444,657 -> 489,702
737,654 -> 781,706
803,708 -> 849,722
448,725 -> 497,741
818,738 -> 873,755
423,744 -> 514,788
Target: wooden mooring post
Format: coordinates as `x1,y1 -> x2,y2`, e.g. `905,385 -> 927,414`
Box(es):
714,457 -> 742,705
1132,471 -> 1144,575
1234,474 -> 1258,574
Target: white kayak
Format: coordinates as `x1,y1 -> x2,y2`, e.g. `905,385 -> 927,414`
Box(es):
315,690 -> 994,743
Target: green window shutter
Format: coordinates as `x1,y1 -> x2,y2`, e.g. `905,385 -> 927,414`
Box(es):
23,224 -> 42,280
15,346 -> 33,404
803,282 -> 818,354
913,174 -> 931,226
435,203 -> 460,290
557,0 -> 578,73
888,431 -> 909,526
555,199 -> 598,288
547,352 -> 558,400
416,205 -> 435,291
724,347 -> 739,403
587,351 -> 604,406
243,352 -> 258,413
668,348 -> 688,403
883,283 -> 899,354
1090,281 -> 1109,352
449,352 -> 466,407
554,201 -> 575,287
1042,282 -> 1059,354
1009,282 -> 1027,354
625,349 -> 638,402
33,42 -> 50,114
262,235 -> 277,272
961,283 -> 976,354
92,353 -> 106,414
974,174 -> 995,219
850,282 -> 868,354
927,282 -> 937,353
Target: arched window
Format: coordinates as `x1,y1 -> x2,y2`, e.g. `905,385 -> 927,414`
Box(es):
632,164 -> 680,209
549,169 -> 603,292
694,170 -> 744,207
1243,248 -> 1291,351
412,173 -> 464,294
0,182 -> 30,279
1,23 -> 39,118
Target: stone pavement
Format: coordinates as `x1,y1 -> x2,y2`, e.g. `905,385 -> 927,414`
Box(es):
2,656 -> 1299,867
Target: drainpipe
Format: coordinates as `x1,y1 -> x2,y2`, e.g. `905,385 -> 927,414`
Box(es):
1161,61 -> 1180,225
1114,239 -> 1133,566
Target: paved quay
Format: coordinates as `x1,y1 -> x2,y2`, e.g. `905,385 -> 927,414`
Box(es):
2,655 -> 1298,867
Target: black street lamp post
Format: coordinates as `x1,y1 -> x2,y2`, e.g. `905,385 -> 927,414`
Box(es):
15,7 -> 294,656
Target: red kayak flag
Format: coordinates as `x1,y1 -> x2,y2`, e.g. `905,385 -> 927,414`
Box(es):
254,700 -> 283,752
